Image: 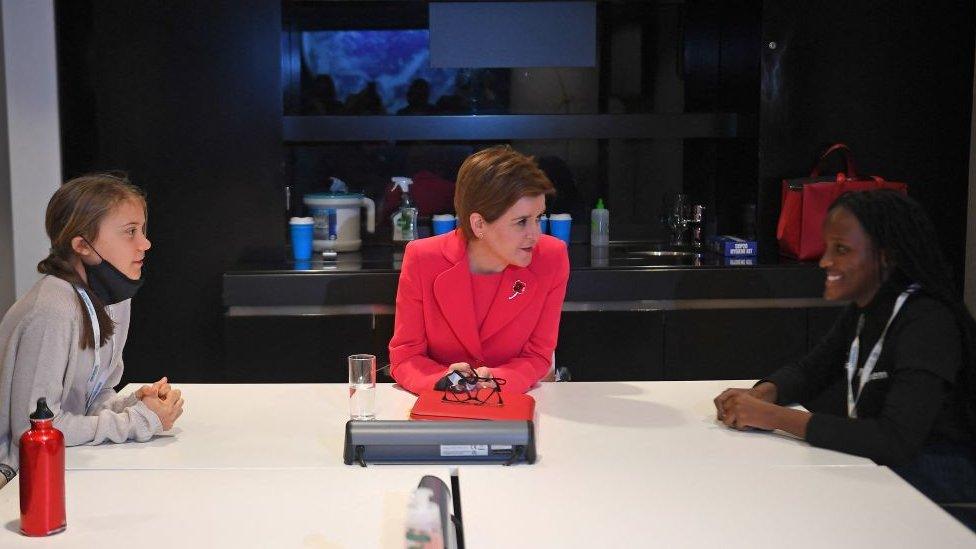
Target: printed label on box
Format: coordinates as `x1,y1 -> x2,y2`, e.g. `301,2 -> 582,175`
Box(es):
708,235 -> 758,257
440,444 -> 489,457
725,257 -> 757,266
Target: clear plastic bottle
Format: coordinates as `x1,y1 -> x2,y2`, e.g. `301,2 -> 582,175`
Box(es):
590,198 -> 609,246
404,487 -> 443,549
391,177 -> 418,242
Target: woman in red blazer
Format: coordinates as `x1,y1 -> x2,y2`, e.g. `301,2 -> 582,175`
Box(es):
389,146 -> 570,394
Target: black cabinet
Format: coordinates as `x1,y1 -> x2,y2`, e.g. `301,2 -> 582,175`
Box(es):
662,308 -> 807,381
223,305 -> 844,383
225,315 -> 391,383
556,312 -> 664,381
224,310 -> 668,383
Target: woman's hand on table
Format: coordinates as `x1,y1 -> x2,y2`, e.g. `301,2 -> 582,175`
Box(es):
713,383 -> 810,438
713,382 -> 777,421
472,366 -> 494,388
716,391 -> 779,431
142,388 -> 184,431
447,362 -> 495,388
136,377 -> 172,401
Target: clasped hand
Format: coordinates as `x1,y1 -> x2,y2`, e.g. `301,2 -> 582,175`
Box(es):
135,377 -> 184,431
447,362 -> 495,388
713,384 -> 778,431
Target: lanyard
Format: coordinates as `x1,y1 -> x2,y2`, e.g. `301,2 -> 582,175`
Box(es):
845,285 -> 919,418
74,287 -> 111,412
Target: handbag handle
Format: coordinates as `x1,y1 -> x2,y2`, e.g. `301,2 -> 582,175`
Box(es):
810,143 -> 858,178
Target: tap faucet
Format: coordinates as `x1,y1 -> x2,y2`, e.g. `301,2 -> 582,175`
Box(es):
663,194 -> 704,247
686,203 -> 704,247
665,193 -> 688,245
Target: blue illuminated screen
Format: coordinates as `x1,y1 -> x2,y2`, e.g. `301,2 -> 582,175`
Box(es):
301,30 -> 459,114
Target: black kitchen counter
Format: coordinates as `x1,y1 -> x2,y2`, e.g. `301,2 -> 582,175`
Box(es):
223,243 -> 827,308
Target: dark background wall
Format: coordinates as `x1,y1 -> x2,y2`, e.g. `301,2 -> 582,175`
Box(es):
758,0 -> 975,289
56,1 -> 284,383
682,0 -> 761,237
53,1 -> 974,384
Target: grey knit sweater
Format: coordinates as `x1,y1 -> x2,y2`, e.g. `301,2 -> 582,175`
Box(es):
0,275 -> 162,471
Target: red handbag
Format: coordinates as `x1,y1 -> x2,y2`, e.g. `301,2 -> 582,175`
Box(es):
776,144 -> 907,260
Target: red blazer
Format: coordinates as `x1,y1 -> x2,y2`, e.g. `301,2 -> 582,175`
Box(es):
389,230 -> 569,394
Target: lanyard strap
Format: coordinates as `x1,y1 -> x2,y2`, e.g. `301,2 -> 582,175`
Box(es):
845,285 -> 919,418
74,286 -> 110,412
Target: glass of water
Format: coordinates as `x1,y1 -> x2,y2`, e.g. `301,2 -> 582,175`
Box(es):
348,354 -> 376,420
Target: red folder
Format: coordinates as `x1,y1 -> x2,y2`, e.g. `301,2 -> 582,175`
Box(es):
409,390 -> 536,421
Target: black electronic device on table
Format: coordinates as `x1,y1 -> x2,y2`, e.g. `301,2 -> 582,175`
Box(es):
343,420 -> 535,466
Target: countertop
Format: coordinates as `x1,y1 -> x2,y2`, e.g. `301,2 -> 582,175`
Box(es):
228,242 -> 817,273
223,243 -> 829,309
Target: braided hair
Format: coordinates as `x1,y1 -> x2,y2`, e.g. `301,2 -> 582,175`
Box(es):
829,189 -> 976,436
36,173 -> 146,349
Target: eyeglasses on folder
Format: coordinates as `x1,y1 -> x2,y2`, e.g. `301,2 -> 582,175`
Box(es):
441,370 -> 506,406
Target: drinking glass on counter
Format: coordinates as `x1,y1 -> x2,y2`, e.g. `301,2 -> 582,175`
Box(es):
348,354 -> 377,420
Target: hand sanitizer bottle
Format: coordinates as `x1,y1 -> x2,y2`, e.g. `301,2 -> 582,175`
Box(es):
404,487 -> 443,549
590,198 -> 609,246
391,177 -> 418,242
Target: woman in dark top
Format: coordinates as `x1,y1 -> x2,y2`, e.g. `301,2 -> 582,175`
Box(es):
714,190 -> 976,514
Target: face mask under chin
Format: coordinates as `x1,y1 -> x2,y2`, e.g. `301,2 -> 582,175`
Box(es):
81,238 -> 144,305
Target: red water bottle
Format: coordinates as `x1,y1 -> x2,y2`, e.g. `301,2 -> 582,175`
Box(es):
19,398 -> 66,536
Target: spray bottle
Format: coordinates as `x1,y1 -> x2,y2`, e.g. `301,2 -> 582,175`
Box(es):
391,177 -> 418,242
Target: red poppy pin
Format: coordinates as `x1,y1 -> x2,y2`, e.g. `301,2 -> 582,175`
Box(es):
508,280 -> 526,300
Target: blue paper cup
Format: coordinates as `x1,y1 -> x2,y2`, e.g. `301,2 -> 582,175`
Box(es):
432,214 -> 457,236
549,213 -> 572,244
289,217 -> 314,261
539,215 -> 548,235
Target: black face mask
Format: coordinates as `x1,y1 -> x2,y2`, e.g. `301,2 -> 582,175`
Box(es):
82,238 -> 144,305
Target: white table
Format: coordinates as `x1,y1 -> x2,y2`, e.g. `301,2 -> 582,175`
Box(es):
65,383 -> 417,470
1,381 -> 967,547
527,380 -> 871,468
459,465 -> 976,548
64,381 -> 870,470
0,468 -> 450,548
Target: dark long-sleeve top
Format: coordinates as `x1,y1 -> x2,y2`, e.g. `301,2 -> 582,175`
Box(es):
764,283 -> 973,466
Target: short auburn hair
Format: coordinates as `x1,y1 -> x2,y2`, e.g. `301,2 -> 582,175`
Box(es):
454,146 -> 555,240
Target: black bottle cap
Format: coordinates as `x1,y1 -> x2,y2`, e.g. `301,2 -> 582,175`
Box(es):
29,398 -> 54,420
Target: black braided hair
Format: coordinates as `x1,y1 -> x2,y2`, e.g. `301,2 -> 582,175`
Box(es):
829,189 -> 976,437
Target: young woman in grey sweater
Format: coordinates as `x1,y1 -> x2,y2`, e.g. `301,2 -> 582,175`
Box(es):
0,174 -> 184,487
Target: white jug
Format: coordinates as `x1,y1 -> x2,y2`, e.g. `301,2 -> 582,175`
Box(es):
303,193 -> 376,252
